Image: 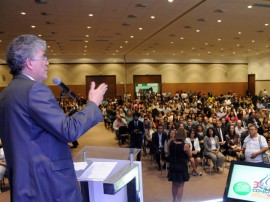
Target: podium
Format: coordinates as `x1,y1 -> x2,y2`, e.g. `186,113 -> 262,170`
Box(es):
73,146 -> 143,202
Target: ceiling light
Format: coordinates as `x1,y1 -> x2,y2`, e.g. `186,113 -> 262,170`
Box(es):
125,41 -> 128,43
85,35 -> 89,37
196,29 -> 200,32
217,20 -> 222,23
139,27 -> 143,30
21,12 -> 26,15
168,0 -> 173,2
88,14 -> 94,17
150,16 -> 155,19
237,44 -> 240,47
238,32 -> 242,35
85,46 -> 87,48
247,5 -> 252,9
251,40 -> 255,43
38,34 -> 42,37
265,24 -> 269,26
180,37 -> 184,40
0,40 -> 2,43
170,41 -> 174,44
208,51 -> 211,54
120,46 -> 123,48
218,38 -> 221,41
205,43 -> 208,46
130,36 -> 134,38
85,40 -> 88,43
47,46 -> 50,48
31,25 -> 36,28
86,26 -> 91,29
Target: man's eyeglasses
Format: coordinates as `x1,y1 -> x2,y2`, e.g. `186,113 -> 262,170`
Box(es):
30,56 -> 48,62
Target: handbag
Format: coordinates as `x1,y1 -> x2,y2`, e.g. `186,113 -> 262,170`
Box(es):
258,135 -> 270,164
263,150 -> 270,164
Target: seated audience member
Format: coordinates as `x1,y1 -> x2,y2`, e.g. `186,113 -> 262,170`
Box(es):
196,124 -> 205,155
215,119 -> 227,155
241,124 -> 268,163
226,125 -> 242,159
0,147 -> 6,185
145,121 -> 156,155
261,117 -> 270,144
234,120 -> 246,136
185,129 -> 202,176
204,127 -> 225,172
152,124 -> 168,170
165,129 -> 176,158
113,114 -> 128,139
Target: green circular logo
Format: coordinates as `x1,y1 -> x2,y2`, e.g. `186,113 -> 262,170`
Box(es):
233,182 -> 251,195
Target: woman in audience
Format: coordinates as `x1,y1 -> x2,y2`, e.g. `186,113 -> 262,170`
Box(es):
167,130 -> 191,202
225,125 -> 242,159
145,121 -> 156,154
185,129 -> 202,176
196,124 -> 205,155
204,127 -> 225,172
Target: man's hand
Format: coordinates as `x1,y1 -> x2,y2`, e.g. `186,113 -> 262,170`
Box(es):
88,82 -> 108,106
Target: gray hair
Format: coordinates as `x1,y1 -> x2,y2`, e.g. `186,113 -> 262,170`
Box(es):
6,34 -> 47,75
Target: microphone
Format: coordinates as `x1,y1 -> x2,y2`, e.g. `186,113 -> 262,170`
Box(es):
53,77 -> 76,98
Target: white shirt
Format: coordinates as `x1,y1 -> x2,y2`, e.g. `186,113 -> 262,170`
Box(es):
243,134 -> 268,163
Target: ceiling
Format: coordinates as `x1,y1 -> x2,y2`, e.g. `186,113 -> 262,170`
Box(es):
0,0 -> 270,64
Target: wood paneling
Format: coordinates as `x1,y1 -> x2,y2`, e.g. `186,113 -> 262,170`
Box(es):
86,75 -> 116,99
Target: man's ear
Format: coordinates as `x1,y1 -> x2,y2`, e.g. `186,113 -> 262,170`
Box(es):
25,58 -> 34,70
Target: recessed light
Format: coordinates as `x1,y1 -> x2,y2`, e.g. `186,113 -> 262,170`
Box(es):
21,12 -> 26,15
265,24 -> 269,26
205,43 -> 208,46
139,27 -> 143,30
180,37 -> 184,40
120,46 -> 123,48
85,46 -> 87,48
238,32 -> 242,35
196,29 -> 200,32
247,5 -> 252,9
130,36 -> 134,38
0,40 -> 2,43
251,40 -> 255,43
125,41 -> 128,43
47,46 -> 50,48
168,0 -> 173,2
31,25 -> 36,28
170,41 -> 174,44
85,40 -> 88,43
38,34 -> 42,37
218,38 -> 221,41
88,14 -> 94,17
85,35 -> 89,37
150,16 -> 155,19
86,26 -> 91,29
217,20 -> 222,23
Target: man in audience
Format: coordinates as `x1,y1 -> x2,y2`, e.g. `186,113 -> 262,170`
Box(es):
215,120 -> 227,155
242,124 -> 268,163
152,124 -> 168,170
128,112 -> 145,161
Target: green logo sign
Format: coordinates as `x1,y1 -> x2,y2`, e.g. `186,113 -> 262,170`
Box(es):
233,182 -> 251,195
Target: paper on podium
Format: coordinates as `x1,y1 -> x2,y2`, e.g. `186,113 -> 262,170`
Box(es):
79,162 -> 117,181
74,162 -> 88,171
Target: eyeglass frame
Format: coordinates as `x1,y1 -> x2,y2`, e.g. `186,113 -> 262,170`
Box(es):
29,55 -> 48,62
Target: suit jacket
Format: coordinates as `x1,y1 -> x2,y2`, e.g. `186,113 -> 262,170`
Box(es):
0,74 -> 103,202
203,136 -> 221,155
152,131 -> 167,151
128,120 -> 145,146
214,127 -> 227,143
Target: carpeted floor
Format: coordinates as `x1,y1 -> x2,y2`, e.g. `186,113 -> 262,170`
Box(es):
0,122 -> 229,201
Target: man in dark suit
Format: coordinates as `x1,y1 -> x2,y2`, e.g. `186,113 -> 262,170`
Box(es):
152,124 -> 168,170
128,112 -> 145,161
0,35 -> 108,202
214,119 -> 227,155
